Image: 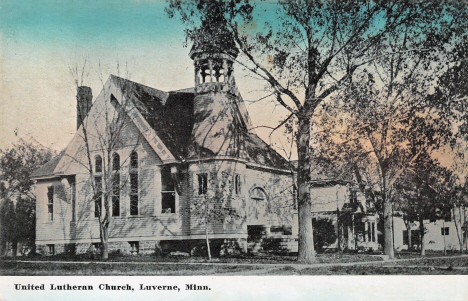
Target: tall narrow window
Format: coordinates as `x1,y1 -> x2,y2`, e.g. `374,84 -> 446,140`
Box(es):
94,155 -> 103,218
112,153 -> 120,217
94,176 -> 102,218
368,222 -> 375,242
95,155 -> 102,173
403,230 -> 409,245
70,177 -> 76,222
234,174 -> 242,195
197,173 -> 208,195
112,174 -> 120,217
161,166 -> 175,213
130,151 -> 139,216
292,185 -> 298,209
112,153 -> 120,171
47,186 -> 54,221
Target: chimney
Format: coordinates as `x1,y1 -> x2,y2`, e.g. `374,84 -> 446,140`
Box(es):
76,86 -> 92,129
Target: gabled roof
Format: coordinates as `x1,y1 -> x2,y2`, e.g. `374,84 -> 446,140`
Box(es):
31,152 -> 65,179
111,75 -> 290,169
32,75 -> 291,179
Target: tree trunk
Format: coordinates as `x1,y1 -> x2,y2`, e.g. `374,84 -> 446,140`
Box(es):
296,116 -> 315,263
406,222 -> 412,251
383,198 -> 394,259
0,239 -> 6,257
11,240 -> 18,257
205,227 -> 212,261
443,219 -> 447,256
453,207 -> 464,254
101,227 -> 109,260
419,216 -> 426,256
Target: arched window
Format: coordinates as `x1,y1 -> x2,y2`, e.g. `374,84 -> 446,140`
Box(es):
95,155 -> 102,173
292,185 -> 298,209
112,153 -> 120,216
250,187 -> 267,202
94,155 -> 103,218
249,187 -> 269,217
112,153 -> 120,171
130,151 -> 139,216
130,151 -> 138,169
234,174 -> 242,195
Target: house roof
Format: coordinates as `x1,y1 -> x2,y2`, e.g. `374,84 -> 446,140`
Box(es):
111,75 -> 289,169
30,152 -> 65,179
32,75 -> 290,178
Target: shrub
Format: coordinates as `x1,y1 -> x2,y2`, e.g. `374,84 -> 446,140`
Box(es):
313,218 -> 337,253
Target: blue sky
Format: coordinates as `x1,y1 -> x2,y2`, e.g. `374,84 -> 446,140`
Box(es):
0,1 -> 198,150
0,0 -> 182,44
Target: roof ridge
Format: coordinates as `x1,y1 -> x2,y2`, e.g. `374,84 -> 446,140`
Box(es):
109,74 -> 169,96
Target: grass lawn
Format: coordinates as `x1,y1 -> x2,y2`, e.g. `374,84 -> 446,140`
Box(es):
0,261 -> 262,276
268,265 -> 468,275
3,252 -> 383,264
2,253 -> 467,275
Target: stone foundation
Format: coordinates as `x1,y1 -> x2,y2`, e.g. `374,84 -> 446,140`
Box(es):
35,238 -> 249,257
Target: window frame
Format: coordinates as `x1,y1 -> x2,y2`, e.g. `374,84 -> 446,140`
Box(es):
94,176 -> 103,218
94,155 -> 103,218
250,187 -> 270,214
234,174 -> 242,195
70,177 -> 76,222
47,244 -> 55,255
47,186 -> 54,221
441,227 -> 450,236
129,241 -> 139,254
110,152 -> 121,217
161,166 -> 176,214
197,173 -> 208,195
95,155 -> 102,173
292,185 -> 298,210
129,151 -> 139,216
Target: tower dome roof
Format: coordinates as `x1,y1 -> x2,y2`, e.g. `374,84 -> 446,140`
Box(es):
189,17 -> 239,60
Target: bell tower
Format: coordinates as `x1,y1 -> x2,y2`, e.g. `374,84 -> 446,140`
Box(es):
189,17 -> 247,157
189,24 -> 239,95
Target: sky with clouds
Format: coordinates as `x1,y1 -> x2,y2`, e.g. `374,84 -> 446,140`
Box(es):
0,0 -> 286,153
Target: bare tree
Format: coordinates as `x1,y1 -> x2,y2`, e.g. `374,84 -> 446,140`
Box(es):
67,63 -> 142,260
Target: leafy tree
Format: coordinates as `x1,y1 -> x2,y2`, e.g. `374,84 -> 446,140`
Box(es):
312,218 -> 337,253
434,36 -> 468,144
431,37 -> 468,253
167,0 -> 468,262
312,53 -> 455,257
394,155 -> 454,255
0,138 -> 54,256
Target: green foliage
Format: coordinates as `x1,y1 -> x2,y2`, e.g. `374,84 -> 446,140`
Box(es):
0,138 -> 54,255
313,218 -> 337,253
394,153 -> 462,227
167,0 -> 468,260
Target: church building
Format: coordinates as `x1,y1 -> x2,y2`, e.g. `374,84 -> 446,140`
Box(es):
31,23 -> 297,255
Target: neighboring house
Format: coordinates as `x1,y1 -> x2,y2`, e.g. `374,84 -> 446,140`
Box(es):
308,182 -> 379,252
393,211 -> 466,252
31,27 -> 297,256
